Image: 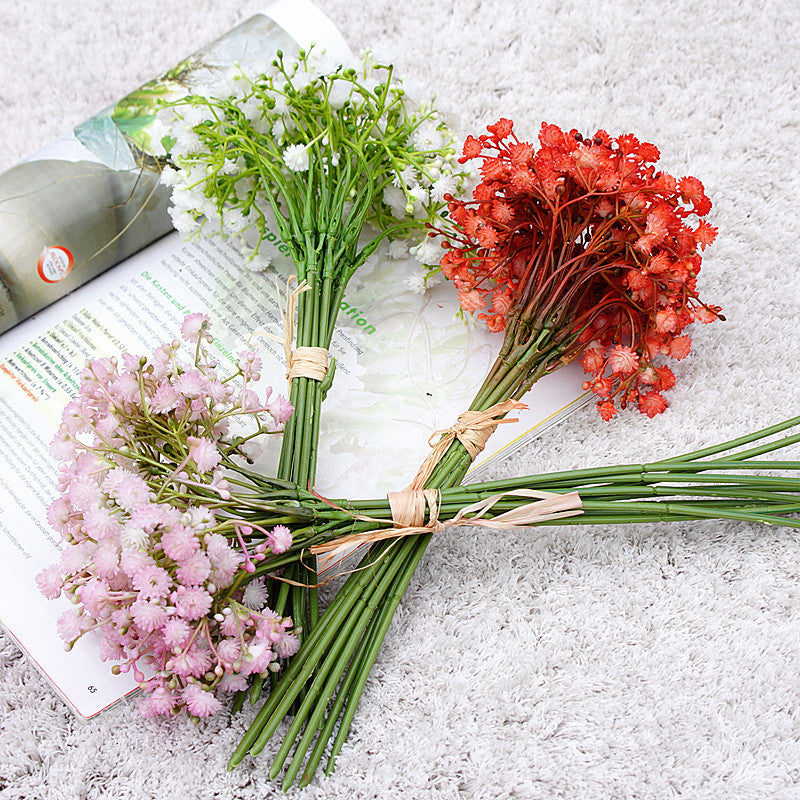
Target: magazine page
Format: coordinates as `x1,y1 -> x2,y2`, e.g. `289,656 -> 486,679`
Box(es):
0,0 -> 350,336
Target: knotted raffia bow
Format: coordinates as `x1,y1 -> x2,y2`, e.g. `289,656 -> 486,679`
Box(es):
252,276 -> 330,389
312,398 -> 583,559
409,398 -> 529,490
311,488 -> 583,557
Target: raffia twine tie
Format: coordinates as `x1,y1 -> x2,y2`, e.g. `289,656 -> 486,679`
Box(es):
311,396 -> 582,559
286,346 -> 329,382
409,398 -> 528,490
310,488 -> 583,557
251,277 -> 330,389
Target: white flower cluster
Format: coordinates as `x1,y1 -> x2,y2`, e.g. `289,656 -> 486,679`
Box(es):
158,46 -> 471,272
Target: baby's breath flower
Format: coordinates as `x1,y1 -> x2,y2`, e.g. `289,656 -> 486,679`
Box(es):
180,312 -> 211,343
403,272 -> 427,295
38,316 -> 301,718
183,684 -> 222,718
430,173 -> 459,202
327,78 -> 352,109
158,166 -> 179,187
243,252 -> 271,273
187,436 -> 222,474
283,143 -> 310,172
268,525 -> 293,554
387,239 -> 410,260
242,577 -> 269,610
393,165 -> 418,190
411,236 -> 444,266
382,186 -> 407,218
161,46 -> 470,283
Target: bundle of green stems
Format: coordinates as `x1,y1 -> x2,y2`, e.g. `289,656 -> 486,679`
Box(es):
229,413 -> 800,788
268,189 -> 366,640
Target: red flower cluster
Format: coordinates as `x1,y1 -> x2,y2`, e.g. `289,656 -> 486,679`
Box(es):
437,119 -> 720,418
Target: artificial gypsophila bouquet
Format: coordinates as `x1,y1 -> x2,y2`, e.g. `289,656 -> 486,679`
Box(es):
435,118 -> 720,422
157,45 -> 470,641
36,314 -> 304,717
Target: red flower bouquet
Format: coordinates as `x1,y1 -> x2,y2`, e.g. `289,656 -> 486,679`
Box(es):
439,119 -> 721,421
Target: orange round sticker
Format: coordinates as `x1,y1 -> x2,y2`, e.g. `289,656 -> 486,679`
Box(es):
37,246 -> 74,283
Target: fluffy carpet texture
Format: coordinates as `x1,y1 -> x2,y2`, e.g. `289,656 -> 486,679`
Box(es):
3,1 -> 800,798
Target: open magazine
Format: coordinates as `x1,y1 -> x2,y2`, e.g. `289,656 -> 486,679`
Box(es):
0,1 -> 588,719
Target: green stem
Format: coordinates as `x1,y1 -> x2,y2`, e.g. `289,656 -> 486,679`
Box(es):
228,547 -> 396,769
323,537 -> 430,776
297,599 -> 388,787
656,415 -> 800,464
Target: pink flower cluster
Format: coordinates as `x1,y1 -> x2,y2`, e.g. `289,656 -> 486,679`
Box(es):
37,315 -> 300,717
39,506 -> 298,717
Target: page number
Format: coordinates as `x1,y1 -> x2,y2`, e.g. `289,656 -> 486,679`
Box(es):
87,685 -> 97,693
